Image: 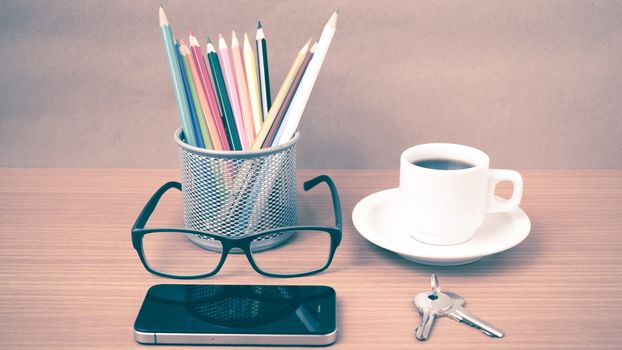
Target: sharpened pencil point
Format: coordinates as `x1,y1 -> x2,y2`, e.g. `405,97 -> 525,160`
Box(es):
258,20 -> 262,29
207,36 -> 212,44
158,6 -> 169,27
310,42 -> 318,53
218,34 -> 228,49
243,33 -> 252,50
189,34 -> 200,47
206,39 -> 216,53
231,30 -> 239,46
327,11 -> 338,28
301,38 -> 312,52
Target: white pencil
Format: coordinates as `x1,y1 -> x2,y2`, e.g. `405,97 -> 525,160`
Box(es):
273,11 -> 338,146
243,33 -> 263,137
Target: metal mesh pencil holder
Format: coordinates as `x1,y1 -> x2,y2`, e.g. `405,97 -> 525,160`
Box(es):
174,129 -> 299,252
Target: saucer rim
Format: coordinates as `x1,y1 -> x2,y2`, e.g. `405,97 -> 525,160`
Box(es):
352,188 -> 531,260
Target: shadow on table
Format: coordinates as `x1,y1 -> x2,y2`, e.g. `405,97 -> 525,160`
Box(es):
348,220 -> 543,277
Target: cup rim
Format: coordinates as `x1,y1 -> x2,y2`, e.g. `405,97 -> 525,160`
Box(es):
174,128 -> 300,159
400,143 -> 490,173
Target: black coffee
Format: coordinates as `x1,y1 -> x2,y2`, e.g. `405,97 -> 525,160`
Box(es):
413,158 -> 475,170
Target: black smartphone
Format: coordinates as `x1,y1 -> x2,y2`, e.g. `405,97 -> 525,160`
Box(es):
134,284 -> 337,346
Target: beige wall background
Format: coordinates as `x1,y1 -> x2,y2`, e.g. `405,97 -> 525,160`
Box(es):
0,0 -> 620,169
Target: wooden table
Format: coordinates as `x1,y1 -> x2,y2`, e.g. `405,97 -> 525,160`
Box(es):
1,169 -> 621,349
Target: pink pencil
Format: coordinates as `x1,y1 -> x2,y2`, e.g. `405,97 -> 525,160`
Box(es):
218,33 -> 248,149
231,31 -> 256,145
189,33 -> 230,150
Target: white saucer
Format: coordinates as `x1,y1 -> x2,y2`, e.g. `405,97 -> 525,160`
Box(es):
352,188 -> 531,266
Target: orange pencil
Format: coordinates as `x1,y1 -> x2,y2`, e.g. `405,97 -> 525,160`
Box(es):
185,34 -> 223,150
189,33 -> 230,150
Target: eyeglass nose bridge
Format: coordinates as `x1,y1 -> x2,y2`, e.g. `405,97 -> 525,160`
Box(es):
208,238 -> 259,274
219,238 -> 251,255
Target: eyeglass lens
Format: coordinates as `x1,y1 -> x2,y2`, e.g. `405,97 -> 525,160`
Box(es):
142,232 -> 222,277
249,230 -> 332,275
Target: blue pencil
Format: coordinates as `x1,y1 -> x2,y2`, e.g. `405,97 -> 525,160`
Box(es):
159,6 -> 197,146
176,41 -> 205,148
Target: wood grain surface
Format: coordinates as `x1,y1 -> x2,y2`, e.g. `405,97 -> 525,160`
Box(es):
1,169 -> 621,349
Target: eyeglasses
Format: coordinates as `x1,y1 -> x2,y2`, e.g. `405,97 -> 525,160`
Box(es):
131,175 -> 342,278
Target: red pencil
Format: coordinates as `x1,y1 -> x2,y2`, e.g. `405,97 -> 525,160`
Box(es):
189,33 -> 230,150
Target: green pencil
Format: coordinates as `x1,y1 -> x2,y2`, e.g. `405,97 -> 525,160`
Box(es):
179,41 -> 213,149
206,37 -> 242,151
158,7 -> 197,146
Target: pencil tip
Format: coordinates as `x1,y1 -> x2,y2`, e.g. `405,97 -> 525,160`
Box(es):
310,42 -> 318,52
189,34 -> 200,46
327,10 -> 338,27
158,6 -> 168,26
207,36 -> 212,44
231,30 -> 239,46
257,20 -> 262,29
218,34 -> 228,48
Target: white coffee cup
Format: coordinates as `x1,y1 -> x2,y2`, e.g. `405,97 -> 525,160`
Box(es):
399,143 -> 523,245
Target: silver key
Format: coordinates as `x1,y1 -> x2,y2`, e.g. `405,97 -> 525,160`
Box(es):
413,275 -> 454,340
413,274 -> 504,341
413,291 -> 452,340
447,300 -> 504,338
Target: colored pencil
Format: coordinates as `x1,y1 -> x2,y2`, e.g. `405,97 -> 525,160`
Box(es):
265,42 -> 315,148
231,31 -> 256,145
176,41 -> 205,148
207,38 -> 242,150
158,7 -> 197,146
256,21 -> 271,118
273,11 -> 338,146
189,33 -> 227,150
218,34 -> 249,149
242,33 -> 263,137
178,41 -> 209,148
181,40 -> 218,150
251,39 -> 310,150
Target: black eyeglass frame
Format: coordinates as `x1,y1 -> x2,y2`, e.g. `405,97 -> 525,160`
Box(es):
131,175 -> 342,279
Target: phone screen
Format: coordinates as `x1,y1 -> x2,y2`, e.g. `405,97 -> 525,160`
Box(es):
134,284 -> 336,335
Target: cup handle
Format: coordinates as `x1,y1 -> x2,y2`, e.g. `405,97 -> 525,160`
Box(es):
487,169 -> 523,213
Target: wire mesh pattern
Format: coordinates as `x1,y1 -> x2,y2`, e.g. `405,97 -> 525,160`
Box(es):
185,285 -> 299,327
176,131 -> 298,252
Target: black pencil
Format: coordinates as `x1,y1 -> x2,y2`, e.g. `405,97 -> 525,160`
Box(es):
256,21 -> 271,119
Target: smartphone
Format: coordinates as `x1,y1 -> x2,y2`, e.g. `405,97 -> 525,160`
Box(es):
134,284 -> 337,346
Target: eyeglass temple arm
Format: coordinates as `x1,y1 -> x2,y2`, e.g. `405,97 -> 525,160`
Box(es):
132,181 -> 182,230
303,175 -> 342,229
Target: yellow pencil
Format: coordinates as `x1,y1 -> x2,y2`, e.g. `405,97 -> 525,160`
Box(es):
231,30 -> 256,145
243,33 -> 263,137
251,39 -> 311,150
